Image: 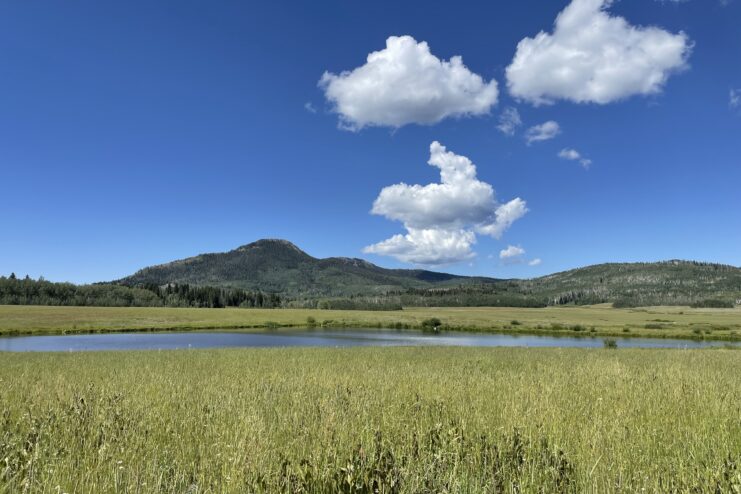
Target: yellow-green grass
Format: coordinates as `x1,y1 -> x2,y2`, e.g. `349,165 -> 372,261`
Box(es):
0,347 -> 738,492
0,304 -> 740,340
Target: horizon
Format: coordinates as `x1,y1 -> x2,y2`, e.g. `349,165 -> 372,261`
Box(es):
4,237 -> 739,286
2,0 -> 740,284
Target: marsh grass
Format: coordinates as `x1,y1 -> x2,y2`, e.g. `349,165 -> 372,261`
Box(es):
421,317 -> 442,329
603,338 -> 618,349
2,305 -> 741,342
0,347 -> 739,492
644,323 -> 668,330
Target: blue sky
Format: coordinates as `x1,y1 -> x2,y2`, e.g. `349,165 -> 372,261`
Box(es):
1,0 -> 740,283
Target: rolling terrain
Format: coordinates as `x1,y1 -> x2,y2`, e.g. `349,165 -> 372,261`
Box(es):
118,239 -> 741,307
3,239 -> 739,309
398,260 -> 741,308
117,239 -> 493,297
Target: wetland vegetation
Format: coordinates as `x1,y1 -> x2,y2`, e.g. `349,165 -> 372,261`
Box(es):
0,347 -> 739,492
1,304 -> 739,342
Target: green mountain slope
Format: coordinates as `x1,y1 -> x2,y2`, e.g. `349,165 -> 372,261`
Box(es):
118,239 -> 490,297
398,261 -> 741,307
118,240 -> 741,307
524,260 -> 741,306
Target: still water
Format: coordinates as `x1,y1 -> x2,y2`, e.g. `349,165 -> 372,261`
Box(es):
0,328 -> 736,352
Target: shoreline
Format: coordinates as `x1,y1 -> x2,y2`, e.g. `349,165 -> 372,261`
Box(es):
1,304 -> 739,342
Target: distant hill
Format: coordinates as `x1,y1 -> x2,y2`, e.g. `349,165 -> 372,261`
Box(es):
118,240 -> 741,307
524,260 -> 741,307
117,239 -> 493,297
398,260 -> 741,308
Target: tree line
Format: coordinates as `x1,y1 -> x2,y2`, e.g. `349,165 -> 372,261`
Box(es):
0,274 -> 281,308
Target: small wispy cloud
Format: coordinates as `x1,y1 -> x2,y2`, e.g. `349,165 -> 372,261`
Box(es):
730,89 -> 741,109
558,148 -> 592,169
499,245 -> 525,260
497,245 -> 542,267
497,107 -> 522,136
525,121 -> 560,145
304,101 -> 317,114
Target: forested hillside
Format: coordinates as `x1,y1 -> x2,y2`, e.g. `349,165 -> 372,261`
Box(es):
118,239 -> 485,297
386,261 -> 741,308
4,240 -> 740,309
0,275 -> 280,308
112,241 -> 741,308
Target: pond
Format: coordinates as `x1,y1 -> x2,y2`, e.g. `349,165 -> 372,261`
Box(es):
0,328 -> 737,352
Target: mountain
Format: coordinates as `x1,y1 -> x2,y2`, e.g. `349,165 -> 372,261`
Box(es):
117,239 -> 493,297
520,260 -> 741,306
118,240 -> 741,306
399,260 -> 741,308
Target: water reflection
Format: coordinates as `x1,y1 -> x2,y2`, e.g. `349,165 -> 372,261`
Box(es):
1,328 -> 737,352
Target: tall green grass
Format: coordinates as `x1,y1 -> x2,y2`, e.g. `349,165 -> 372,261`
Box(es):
0,347 -> 739,492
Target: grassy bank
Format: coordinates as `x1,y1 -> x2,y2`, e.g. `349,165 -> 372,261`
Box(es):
0,347 -> 738,492
0,304 -> 740,341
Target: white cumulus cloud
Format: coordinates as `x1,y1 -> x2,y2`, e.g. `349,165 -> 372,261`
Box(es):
525,121 -> 561,144
319,35 -> 499,130
506,0 -> 691,105
529,258 -> 542,266
559,148 -> 592,169
363,228 -> 476,265
500,245 -> 526,259
363,142 -> 527,265
477,198 -> 529,239
497,107 -> 522,136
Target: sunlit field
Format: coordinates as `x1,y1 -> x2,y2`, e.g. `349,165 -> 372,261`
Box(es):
0,347 -> 739,493
1,304 -> 739,341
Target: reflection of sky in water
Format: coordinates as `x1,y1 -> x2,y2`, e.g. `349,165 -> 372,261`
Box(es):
0,329 -> 737,352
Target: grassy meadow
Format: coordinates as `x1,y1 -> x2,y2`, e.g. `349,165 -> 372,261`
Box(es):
0,304 -> 739,340
0,347 -> 739,492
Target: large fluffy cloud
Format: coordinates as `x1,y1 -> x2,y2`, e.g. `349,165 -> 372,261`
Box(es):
477,198 -> 529,239
506,0 -> 691,105
363,229 -> 477,265
319,36 -> 499,130
363,142 -> 527,265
